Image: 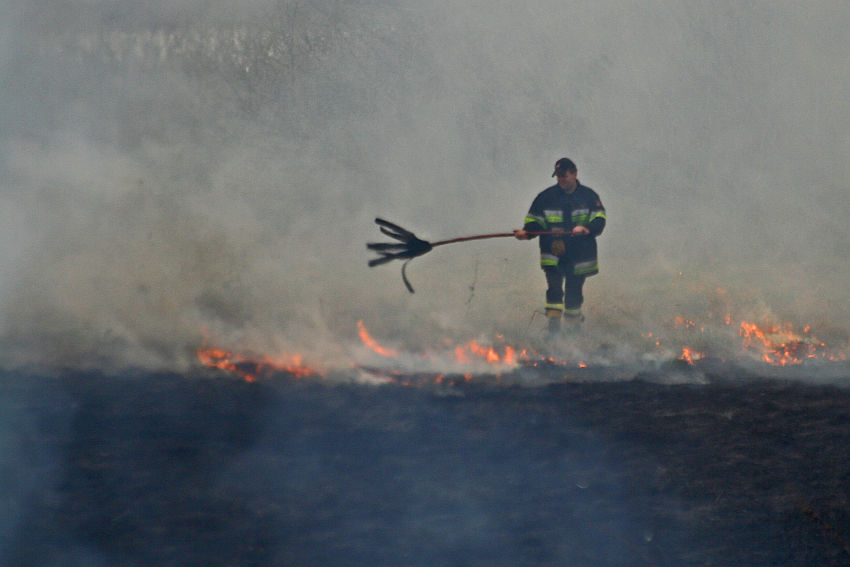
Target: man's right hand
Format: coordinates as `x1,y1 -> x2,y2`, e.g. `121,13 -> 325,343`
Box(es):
514,229 -> 530,240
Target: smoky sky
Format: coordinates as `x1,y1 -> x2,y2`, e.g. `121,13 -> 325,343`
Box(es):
1,1 -> 849,370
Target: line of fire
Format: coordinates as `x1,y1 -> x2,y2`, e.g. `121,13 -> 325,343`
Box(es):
197,313 -> 849,385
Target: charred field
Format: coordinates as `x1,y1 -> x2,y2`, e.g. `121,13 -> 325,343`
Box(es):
3,365 -> 850,567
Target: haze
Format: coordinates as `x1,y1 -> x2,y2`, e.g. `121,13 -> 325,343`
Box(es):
1,1 -> 848,371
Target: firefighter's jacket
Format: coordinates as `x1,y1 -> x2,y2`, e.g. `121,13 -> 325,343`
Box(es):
522,181 -> 606,276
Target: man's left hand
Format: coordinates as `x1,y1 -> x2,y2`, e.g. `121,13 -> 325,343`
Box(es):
571,226 -> 590,236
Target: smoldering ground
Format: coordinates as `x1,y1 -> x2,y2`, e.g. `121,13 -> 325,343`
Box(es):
4,368 -> 850,566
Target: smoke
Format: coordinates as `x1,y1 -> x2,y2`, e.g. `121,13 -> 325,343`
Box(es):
2,1 -> 849,371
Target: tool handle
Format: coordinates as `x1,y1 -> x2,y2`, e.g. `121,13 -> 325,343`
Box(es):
431,231 -> 567,247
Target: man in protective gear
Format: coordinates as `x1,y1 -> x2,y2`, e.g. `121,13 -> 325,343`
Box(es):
514,158 -> 606,336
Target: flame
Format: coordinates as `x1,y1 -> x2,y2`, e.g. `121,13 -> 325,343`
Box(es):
678,346 -> 705,365
447,340 -> 525,368
672,312 -> 844,367
737,320 -> 827,366
357,320 -> 399,358
197,348 -> 255,381
661,310 -> 848,368
196,347 -> 317,381
197,311 -> 848,386
504,346 -> 517,366
356,321 -> 526,372
457,340 -> 502,364
356,320 -> 521,367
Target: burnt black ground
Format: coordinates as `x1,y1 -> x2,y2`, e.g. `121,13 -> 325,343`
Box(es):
2,367 -> 849,566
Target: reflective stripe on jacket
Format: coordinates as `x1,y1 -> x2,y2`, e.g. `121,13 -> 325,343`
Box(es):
522,182 -> 606,276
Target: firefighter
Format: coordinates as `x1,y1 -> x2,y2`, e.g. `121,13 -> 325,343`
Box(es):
514,158 -> 606,335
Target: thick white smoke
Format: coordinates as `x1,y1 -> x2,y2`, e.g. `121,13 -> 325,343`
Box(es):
1,1 -> 849,372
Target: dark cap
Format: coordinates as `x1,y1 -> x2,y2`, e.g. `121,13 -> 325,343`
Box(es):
551,157 -> 577,177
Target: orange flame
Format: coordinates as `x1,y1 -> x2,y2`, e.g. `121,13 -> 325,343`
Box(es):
196,348 -> 261,382
678,346 -> 704,365
460,340 -> 501,364
668,308 -> 847,367
737,320 -> 828,366
356,322 -> 523,370
196,347 -> 317,381
449,340 -> 522,367
357,320 -> 398,358
504,346 -> 517,366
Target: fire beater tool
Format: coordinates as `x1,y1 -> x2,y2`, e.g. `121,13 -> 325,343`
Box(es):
366,217 -> 566,293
